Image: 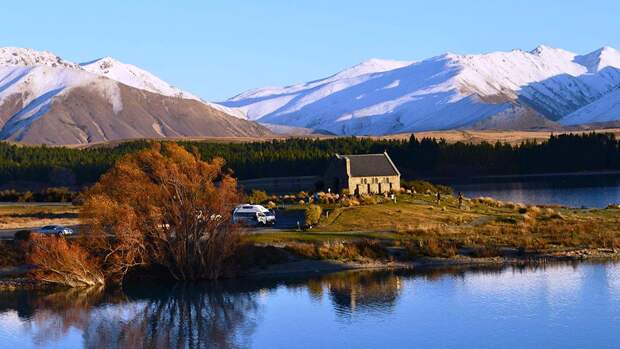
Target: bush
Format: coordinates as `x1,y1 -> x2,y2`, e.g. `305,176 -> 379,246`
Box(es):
304,204 -> 322,227
77,142 -> 244,283
247,189 -> 269,204
235,244 -> 290,270
0,241 -> 24,267
469,246 -> 502,258
27,235 -> 105,287
402,180 -> 453,195
341,198 -> 360,207
0,187 -> 78,203
360,195 -> 377,205
13,230 -> 32,241
476,196 -> 503,207
407,239 -> 458,258
286,240 -> 389,262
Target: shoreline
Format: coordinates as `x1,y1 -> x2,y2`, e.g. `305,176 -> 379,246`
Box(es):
242,248 -> 620,279
3,249 -> 618,291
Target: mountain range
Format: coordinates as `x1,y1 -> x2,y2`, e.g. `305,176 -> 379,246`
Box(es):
221,45 -> 620,135
3,45 -> 620,144
0,48 -> 270,145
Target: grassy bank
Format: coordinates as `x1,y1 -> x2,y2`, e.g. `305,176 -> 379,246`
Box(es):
1,191 -> 619,288
245,192 -> 620,262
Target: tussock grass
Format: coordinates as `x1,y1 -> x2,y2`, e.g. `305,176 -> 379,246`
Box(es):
257,193 -> 620,258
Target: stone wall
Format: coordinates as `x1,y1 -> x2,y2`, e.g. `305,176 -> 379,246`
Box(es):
348,175 -> 400,194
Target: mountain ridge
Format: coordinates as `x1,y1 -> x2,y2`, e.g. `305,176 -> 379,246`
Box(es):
221,45 -> 620,135
0,48 -> 271,144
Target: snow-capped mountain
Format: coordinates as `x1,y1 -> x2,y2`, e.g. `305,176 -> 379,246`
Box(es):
221,46 -> 620,135
0,48 -> 270,144
80,56 -> 201,100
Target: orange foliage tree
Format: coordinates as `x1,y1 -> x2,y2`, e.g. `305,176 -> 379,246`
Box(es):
27,235 -> 105,287
80,142 -> 243,282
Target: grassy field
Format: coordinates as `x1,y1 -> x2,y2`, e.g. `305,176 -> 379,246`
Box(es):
0,204 -> 79,230
245,193 -> 620,258
49,127 -> 620,148
378,128 -> 620,145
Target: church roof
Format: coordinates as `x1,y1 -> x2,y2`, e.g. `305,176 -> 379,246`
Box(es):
337,152 -> 400,177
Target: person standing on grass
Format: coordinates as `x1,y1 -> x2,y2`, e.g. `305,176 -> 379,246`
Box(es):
458,192 -> 464,209
436,192 -> 441,206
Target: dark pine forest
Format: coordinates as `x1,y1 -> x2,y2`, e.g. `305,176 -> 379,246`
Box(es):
1,132 -> 619,189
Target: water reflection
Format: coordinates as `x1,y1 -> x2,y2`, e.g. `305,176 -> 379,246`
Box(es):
2,263 -> 620,348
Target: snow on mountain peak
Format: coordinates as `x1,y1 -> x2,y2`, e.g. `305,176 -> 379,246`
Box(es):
0,47 -> 79,69
330,58 -> 414,80
574,46 -> 620,73
222,44 -> 620,134
80,57 -> 200,100
530,45 -> 577,61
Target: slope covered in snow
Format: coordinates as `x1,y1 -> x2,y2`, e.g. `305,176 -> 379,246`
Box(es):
0,47 -> 79,69
222,46 -> 620,135
80,57 -> 200,100
561,87 -> 620,125
0,48 -> 270,144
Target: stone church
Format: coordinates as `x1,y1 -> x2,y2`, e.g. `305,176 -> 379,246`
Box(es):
323,152 -> 401,195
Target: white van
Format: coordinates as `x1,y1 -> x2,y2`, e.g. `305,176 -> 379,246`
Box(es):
232,204 -> 276,226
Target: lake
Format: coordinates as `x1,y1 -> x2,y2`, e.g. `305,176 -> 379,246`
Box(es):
440,172 -> 620,208
2,263 -> 620,348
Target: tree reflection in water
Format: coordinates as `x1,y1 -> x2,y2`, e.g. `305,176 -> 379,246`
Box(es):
85,283 -> 259,349
2,282 -> 259,349
0,264 -> 545,348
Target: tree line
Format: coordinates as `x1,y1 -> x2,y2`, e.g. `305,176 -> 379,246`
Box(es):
1,132 -> 619,189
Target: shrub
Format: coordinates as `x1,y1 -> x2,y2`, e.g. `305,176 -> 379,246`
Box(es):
13,229 -> 33,241
469,246 -> 502,258
27,235 -> 105,287
235,244 -> 290,270
286,240 -> 389,262
247,189 -> 269,204
0,241 -> 24,268
304,204 -> 322,227
360,195 -> 377,205
406,239 -> 458,258
342,198 -> 360,207
476,197 -> 502,207
79,142 -> 243,283
402,180 -> 453,196
528,206 -> 541,214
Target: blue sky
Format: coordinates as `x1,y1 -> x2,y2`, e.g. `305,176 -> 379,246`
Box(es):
3,0 -> 619,101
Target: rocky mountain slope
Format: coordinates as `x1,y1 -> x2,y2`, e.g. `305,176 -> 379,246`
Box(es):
0,48 -> 270,144
221,46 -> 620,135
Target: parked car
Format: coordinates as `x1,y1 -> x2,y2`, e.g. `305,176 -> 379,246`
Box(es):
232,204 -> 276,226
36,225 -> 74,236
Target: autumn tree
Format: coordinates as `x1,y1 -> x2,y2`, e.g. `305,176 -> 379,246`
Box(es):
27,235 -> 105,287
80,142 -> 243,282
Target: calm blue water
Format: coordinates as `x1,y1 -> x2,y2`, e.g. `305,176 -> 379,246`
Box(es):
444,173 -> 620,208
2,263 -> 620,348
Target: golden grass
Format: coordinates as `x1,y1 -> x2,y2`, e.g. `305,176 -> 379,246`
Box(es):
250,193 -> 620,256
0,204 -> 79,229
379,128 -> 620,145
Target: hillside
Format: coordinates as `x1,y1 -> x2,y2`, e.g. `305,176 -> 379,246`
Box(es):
221,46 -> 620,135
0,48 -> 271,145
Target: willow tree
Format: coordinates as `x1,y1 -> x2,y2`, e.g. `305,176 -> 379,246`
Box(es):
80,142 -> 243,282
